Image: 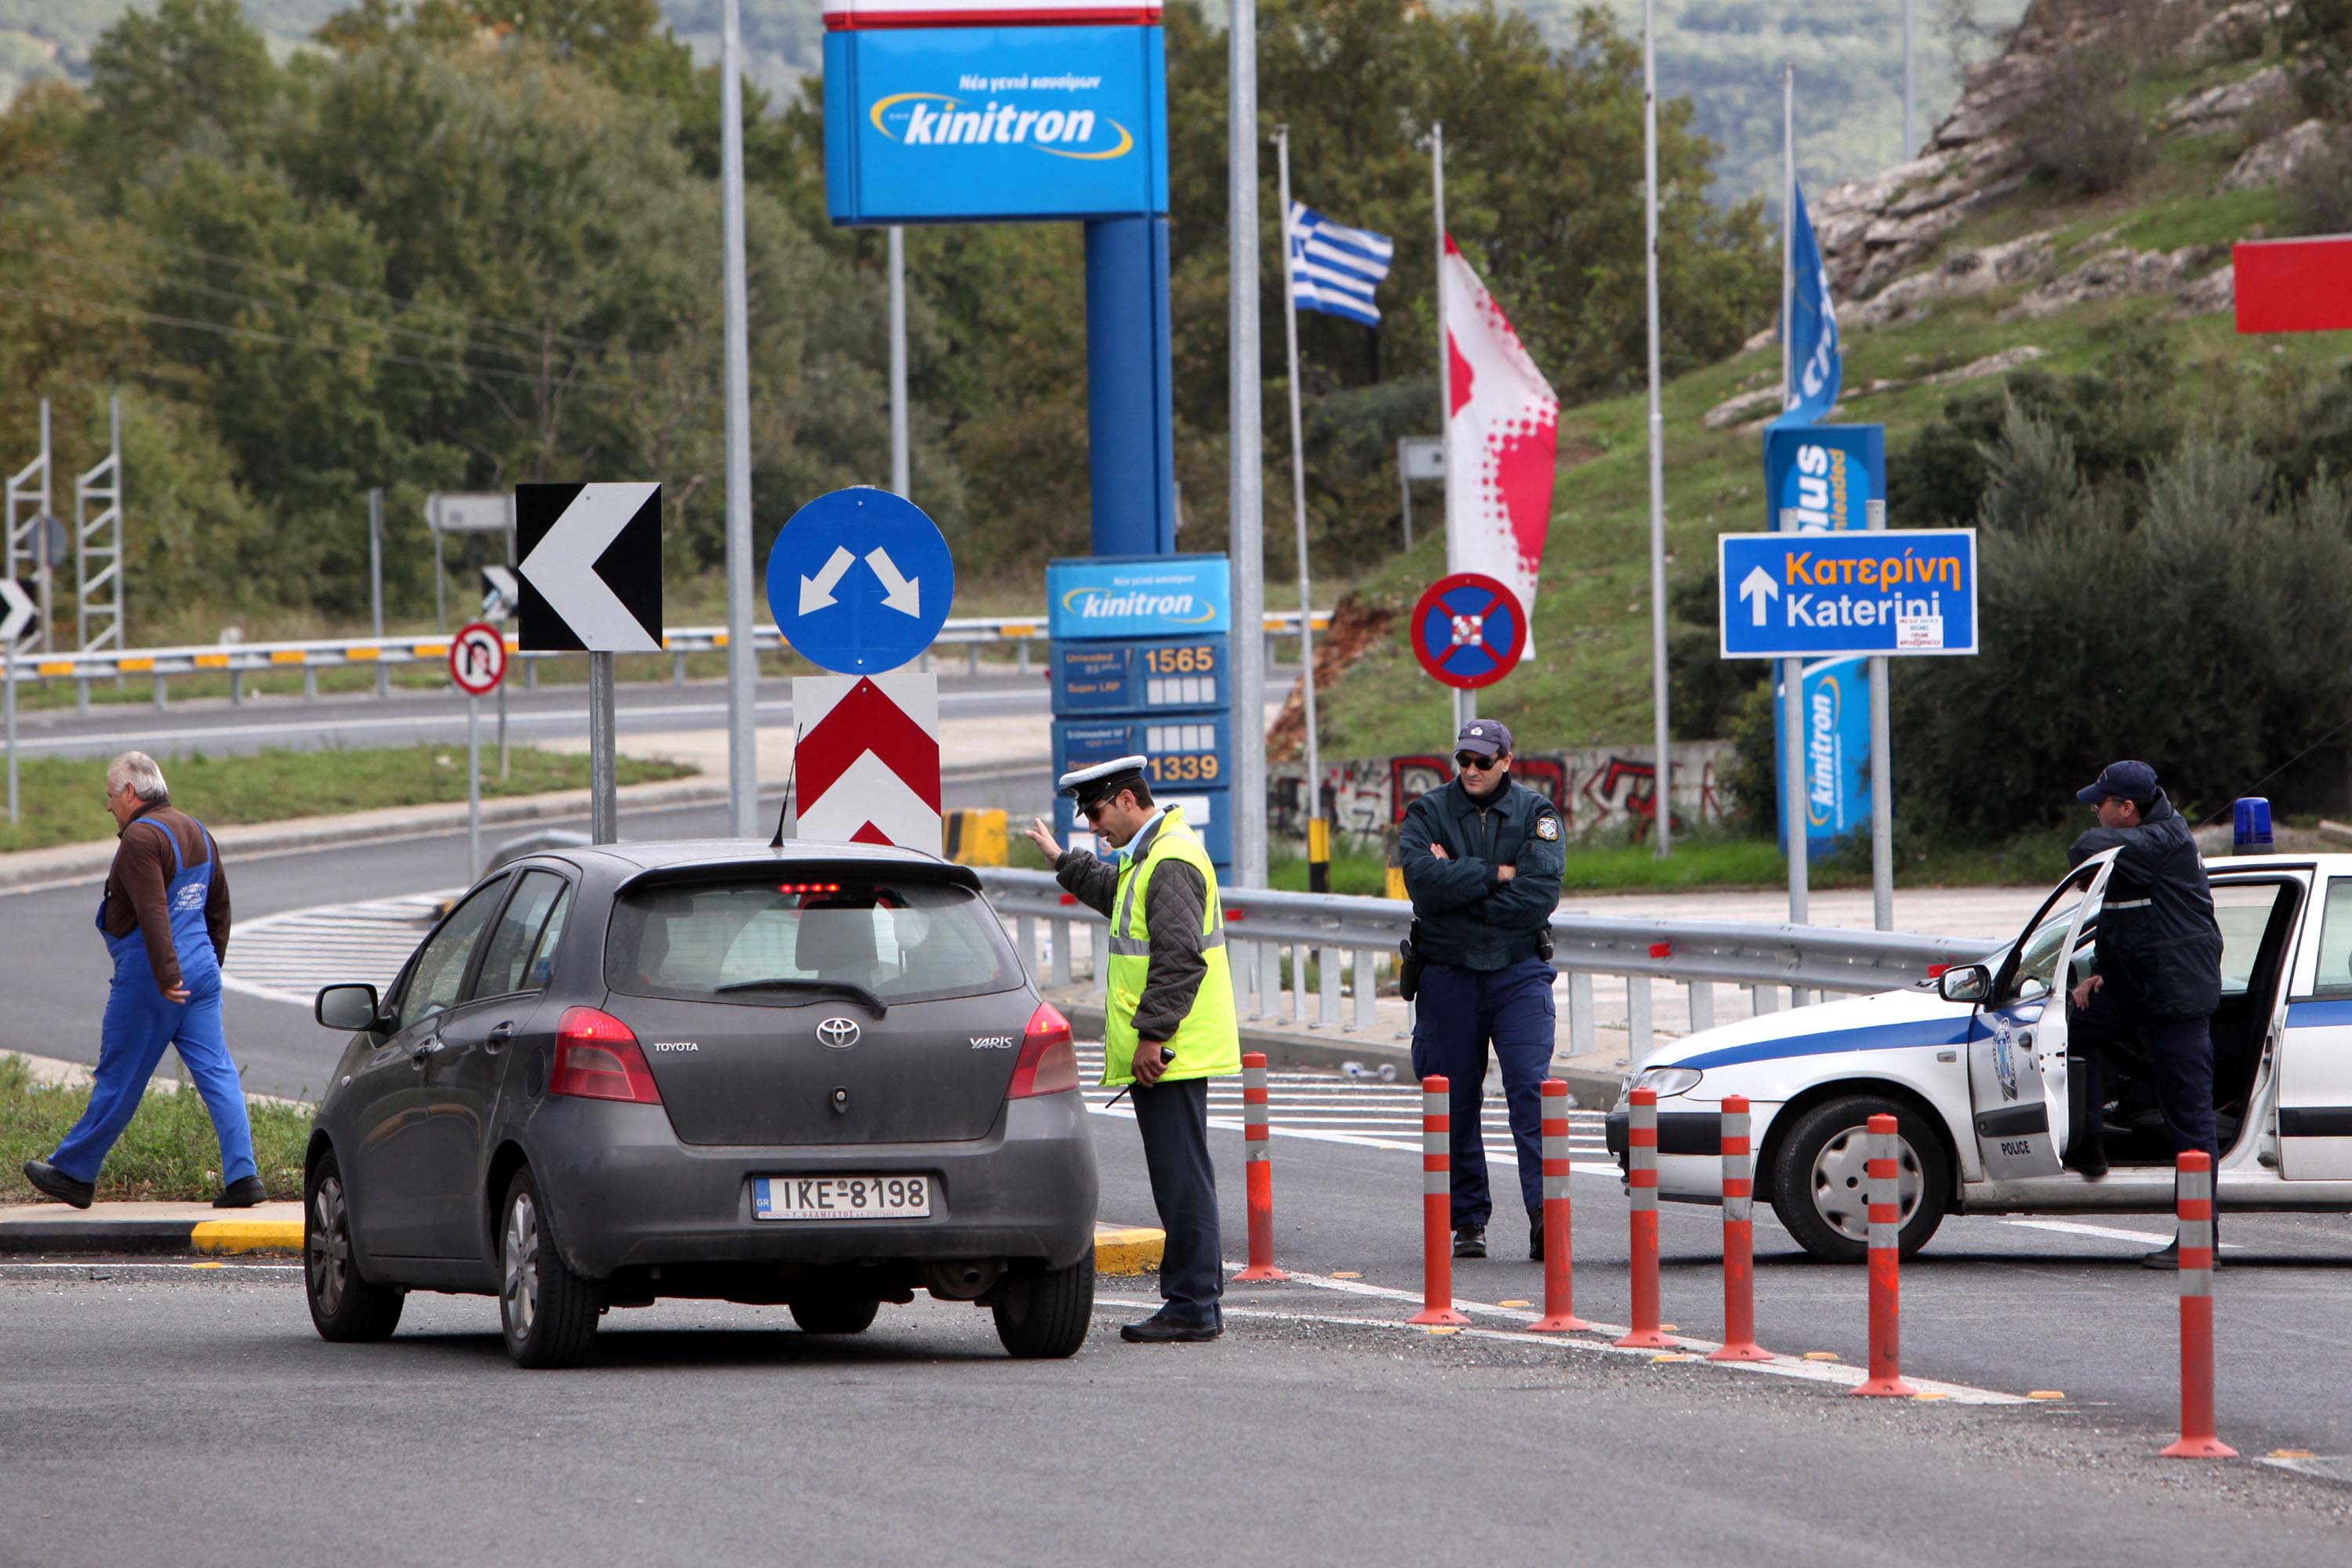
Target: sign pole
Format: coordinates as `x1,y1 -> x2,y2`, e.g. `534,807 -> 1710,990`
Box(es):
467,693 -> 481,879
1229,0 -> 1267,892
720,0 -> 760,840
1779,64 -> 1807,924
1274,127 -> 1325,877
889,226 -> 911,498
1642,0 -> 1672,858
590,651 -> 617,844
1868,485 -> 1893,927
498,509 -> 514,780
368,488 -> 388,699
4,639 -> 16,825
1431,122 -> 1471,735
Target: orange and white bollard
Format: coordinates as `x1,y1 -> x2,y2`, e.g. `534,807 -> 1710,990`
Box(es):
1529,1079 -> 1591,1333
1410,1075 -> 1470,1326
1708,1094 -> 1772,1362
2161,1151 -> 2236,1457
1614,1087 -> 1675,1348
1233,1052 -> 1288,1282
1852,1112 -> 1915,1397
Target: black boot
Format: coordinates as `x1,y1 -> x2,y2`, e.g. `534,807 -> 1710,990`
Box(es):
213,1175 -> 267,1209
1528,1210 -> 1545,1261
23,1160 -> 94,1210
1452,1225 -> 1486,1259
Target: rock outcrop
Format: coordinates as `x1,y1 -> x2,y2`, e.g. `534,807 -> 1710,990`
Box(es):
2223,118 -> 2332,189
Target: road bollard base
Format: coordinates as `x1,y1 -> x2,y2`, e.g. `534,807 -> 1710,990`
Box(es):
1706,1341 -> 1774,1363
1410,1306 -> 1472,1326
1527,1313 -> 1595,1334
2161,1436 -> 2239,1459
1233,1264 -> 1290,1282
1851,1376 -> 1918,1398
1613,1328 -> 1677,1349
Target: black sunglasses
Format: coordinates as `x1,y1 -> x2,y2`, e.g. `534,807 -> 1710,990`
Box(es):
1454,751 -> 1503,771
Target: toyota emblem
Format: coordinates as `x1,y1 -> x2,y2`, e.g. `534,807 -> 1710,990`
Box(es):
817,1018 -> 861,1049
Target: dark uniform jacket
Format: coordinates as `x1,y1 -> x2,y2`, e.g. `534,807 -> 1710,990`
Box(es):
1399,776 -> 1566,971
103,801 -> 231,994
2067,789 -> 2223,1021
1054,811 -> 1210,1043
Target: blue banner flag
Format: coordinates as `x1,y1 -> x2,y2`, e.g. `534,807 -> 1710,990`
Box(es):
1286,202 -> 1393,327
1775,181 -> 1841,426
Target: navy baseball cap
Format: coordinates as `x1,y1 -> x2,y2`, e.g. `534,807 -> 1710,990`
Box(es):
1456,720 -> 1512,757
2077,760 -> 2158,805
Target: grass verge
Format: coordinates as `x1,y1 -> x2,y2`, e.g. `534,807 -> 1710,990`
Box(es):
0,1054 -> 311,1206
0,744 -> 697,855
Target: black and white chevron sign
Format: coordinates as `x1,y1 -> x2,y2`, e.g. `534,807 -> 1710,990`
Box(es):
0,577 -> 34,644
514,483 -> 663,652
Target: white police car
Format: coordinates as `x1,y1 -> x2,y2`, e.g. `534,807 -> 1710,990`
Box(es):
1606,849 -> 2352,1261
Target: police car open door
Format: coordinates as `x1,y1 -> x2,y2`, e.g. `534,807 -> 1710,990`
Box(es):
1966,851 -> 2118,1180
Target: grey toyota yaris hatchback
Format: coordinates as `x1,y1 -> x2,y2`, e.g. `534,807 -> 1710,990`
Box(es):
303,840 -> 1098,1367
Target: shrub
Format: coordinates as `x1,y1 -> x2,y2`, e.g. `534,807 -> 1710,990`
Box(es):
2014,47 -> 2151,197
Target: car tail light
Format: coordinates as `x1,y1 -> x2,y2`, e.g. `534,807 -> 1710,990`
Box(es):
549,1007 -> 663,1105
1007,1001 -> 1079,1098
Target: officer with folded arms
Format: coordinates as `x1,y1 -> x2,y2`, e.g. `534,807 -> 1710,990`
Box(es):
1025,755 -> 1241,1341
1398,720 -> 1567,1260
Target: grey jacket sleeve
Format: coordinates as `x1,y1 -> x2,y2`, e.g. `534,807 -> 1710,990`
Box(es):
1132,861 -> 1209,1044
1053,848 -> 1120,917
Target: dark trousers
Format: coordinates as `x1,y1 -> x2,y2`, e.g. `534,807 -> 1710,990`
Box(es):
1129,1075 -> 1221,1327
2071,993 -> 2221,1241
1407,957 -> 1555,1229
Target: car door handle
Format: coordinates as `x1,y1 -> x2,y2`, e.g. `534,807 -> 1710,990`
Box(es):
486,1022 -> 515,1048
411,1040 -> 443,1063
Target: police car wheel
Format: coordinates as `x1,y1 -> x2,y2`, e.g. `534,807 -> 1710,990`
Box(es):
1768,1095 -> 1948,1265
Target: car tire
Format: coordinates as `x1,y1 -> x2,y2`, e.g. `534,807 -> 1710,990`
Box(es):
789,1296 -> 881,1335
499,1167 -> 601,1369
304,1151 -> 405,1342
1769,1094 -> 1950,1265
991,1252 -> 1095,1359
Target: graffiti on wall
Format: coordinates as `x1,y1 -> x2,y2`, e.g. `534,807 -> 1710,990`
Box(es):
1269,741 -> 1734,844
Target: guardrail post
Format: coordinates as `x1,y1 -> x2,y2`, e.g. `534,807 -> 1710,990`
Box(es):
1627,974 -> 1653,1064
75,677 -> 90,716
1015,641 -> 1031,676
1051,916 -> 1073,989
673,651 -> 688,687
303,667 -> 318,702
1748,985 -> 1777,1015
1348,949 -> 1374,1032
1014,915 -> 1036,984
151,673 -> 167,710
1687,981 -> 1716,1033
966,644 -> 980,676
229,670 -> 242,705
1567,971 -> 1595,1057
1318,943 -> 1339,1029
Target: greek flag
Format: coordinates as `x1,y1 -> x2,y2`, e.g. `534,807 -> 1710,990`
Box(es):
1287,202 -> 1393,327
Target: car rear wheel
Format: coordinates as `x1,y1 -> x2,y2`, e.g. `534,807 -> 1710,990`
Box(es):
499,1167 -> 601,1369
991,1252 -> 1094,1359
1769,1094 -> 1949,1264
789,1296 -> 881,1335
304,1152 -> 404,1342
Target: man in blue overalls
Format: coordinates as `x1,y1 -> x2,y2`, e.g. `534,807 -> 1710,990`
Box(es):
1399,720 -> 1567,1261
22,751 -> 262,1210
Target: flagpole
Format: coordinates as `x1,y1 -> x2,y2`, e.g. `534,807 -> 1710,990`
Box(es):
1642,0 -> 1671,859
1780,61 -> 1808,925
1274,128 -> 1327,890
1429,121 -> 1470,730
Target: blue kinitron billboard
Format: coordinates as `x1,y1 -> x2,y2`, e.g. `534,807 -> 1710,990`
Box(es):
824,2 -> 1170,224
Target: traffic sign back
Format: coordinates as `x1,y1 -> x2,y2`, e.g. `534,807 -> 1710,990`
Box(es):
1409,573 -> 1525,689
1718,528 -> 1978,659
768,488 -> 955,675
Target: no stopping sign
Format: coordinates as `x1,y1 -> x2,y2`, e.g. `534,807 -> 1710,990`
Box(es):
449,621 -> 508,696
1409,573 -> 1526,690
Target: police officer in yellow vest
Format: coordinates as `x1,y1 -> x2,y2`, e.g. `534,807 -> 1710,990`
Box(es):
1025,754 -> 1240,1343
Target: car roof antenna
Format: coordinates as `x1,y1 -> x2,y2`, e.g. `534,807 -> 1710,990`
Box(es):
768,746 -> 797,850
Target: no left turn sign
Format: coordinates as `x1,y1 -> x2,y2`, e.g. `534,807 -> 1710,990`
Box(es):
449,621 -> 508,696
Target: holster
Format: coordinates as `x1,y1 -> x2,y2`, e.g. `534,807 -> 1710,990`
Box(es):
1398,920 -> 1425,1004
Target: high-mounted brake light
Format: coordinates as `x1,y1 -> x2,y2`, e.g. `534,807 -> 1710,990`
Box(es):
549,1007 -> 663,1105
779,882 -> 842,895
1007,1001 -> 1079,1099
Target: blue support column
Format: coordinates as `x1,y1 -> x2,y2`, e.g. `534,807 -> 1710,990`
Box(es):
1083,216 -> 1178,556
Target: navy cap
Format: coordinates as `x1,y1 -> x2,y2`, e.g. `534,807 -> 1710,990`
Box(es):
1456,720 -> 1512,757
2077,760 -> 2158,805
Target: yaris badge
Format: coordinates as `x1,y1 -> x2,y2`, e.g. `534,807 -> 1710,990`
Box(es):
817,1018 -> 861,1048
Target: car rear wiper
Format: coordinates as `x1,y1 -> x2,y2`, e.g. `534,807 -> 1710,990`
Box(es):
713,978 -> 888,1017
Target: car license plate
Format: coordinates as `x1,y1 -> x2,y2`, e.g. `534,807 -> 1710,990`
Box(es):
753,1174 -> 932,1221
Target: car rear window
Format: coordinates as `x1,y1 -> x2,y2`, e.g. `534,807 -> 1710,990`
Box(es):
606,877 -> 1021,1007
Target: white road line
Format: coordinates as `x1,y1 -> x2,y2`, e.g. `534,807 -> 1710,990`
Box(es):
2000,1218 -> 2244,1250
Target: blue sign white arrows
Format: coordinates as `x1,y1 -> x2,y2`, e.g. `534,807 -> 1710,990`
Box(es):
1718,528 -> 1979,659
768,488 -> 955,674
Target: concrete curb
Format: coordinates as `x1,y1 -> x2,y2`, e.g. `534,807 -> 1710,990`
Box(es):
0,1210 -> 1165,1272
1050,997 -> 1624,1110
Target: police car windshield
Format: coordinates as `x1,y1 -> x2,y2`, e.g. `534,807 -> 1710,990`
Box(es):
607,878 -> 1021,1008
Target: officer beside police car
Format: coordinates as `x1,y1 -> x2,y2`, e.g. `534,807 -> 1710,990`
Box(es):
1398,720 -> 1566,1260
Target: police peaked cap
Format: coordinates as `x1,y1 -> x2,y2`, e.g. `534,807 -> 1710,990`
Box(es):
1058,754 -> 1152,806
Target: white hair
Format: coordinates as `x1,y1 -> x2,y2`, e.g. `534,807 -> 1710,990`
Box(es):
107,751 -> 169,803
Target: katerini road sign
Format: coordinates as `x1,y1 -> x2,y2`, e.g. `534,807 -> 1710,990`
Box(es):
1718,528 -> 1979,659
793,672 -> 942,851
0,578 -> 33,644
515,483 -> 663,652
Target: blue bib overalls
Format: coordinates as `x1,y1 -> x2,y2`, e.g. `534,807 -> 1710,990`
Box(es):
48,818 -> 258,1188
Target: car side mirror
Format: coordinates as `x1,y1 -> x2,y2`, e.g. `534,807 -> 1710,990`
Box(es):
316,983 -> 387,1033
1936,964 -> 1992,1005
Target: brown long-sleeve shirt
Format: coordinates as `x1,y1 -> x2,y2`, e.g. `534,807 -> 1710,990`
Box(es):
102,803 -> 230,993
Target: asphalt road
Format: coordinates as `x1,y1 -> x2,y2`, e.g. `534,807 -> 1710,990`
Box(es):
2,1265 -> 2346,1567
5,670 -> 1054,762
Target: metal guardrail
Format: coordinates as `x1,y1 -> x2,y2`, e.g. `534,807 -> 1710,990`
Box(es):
975,867 -> 2002,1070
2,610 -> 1331,711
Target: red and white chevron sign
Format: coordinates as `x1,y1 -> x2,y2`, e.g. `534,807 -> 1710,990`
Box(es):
793,673 -> 942,849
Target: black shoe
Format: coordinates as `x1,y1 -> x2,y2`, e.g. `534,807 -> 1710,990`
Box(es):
1452,1225 -> 1486,1260
1120,1313 -> 1221,1344
212,1175 -> 267,1209
1529,1212 -> 1545,1261
2064,1146 -> 2110,1181
23,1159 -> 94,1210
2141,1243 -> 2180,1271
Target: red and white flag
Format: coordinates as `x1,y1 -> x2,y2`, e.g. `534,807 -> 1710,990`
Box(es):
1442,238 -> 1559,647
